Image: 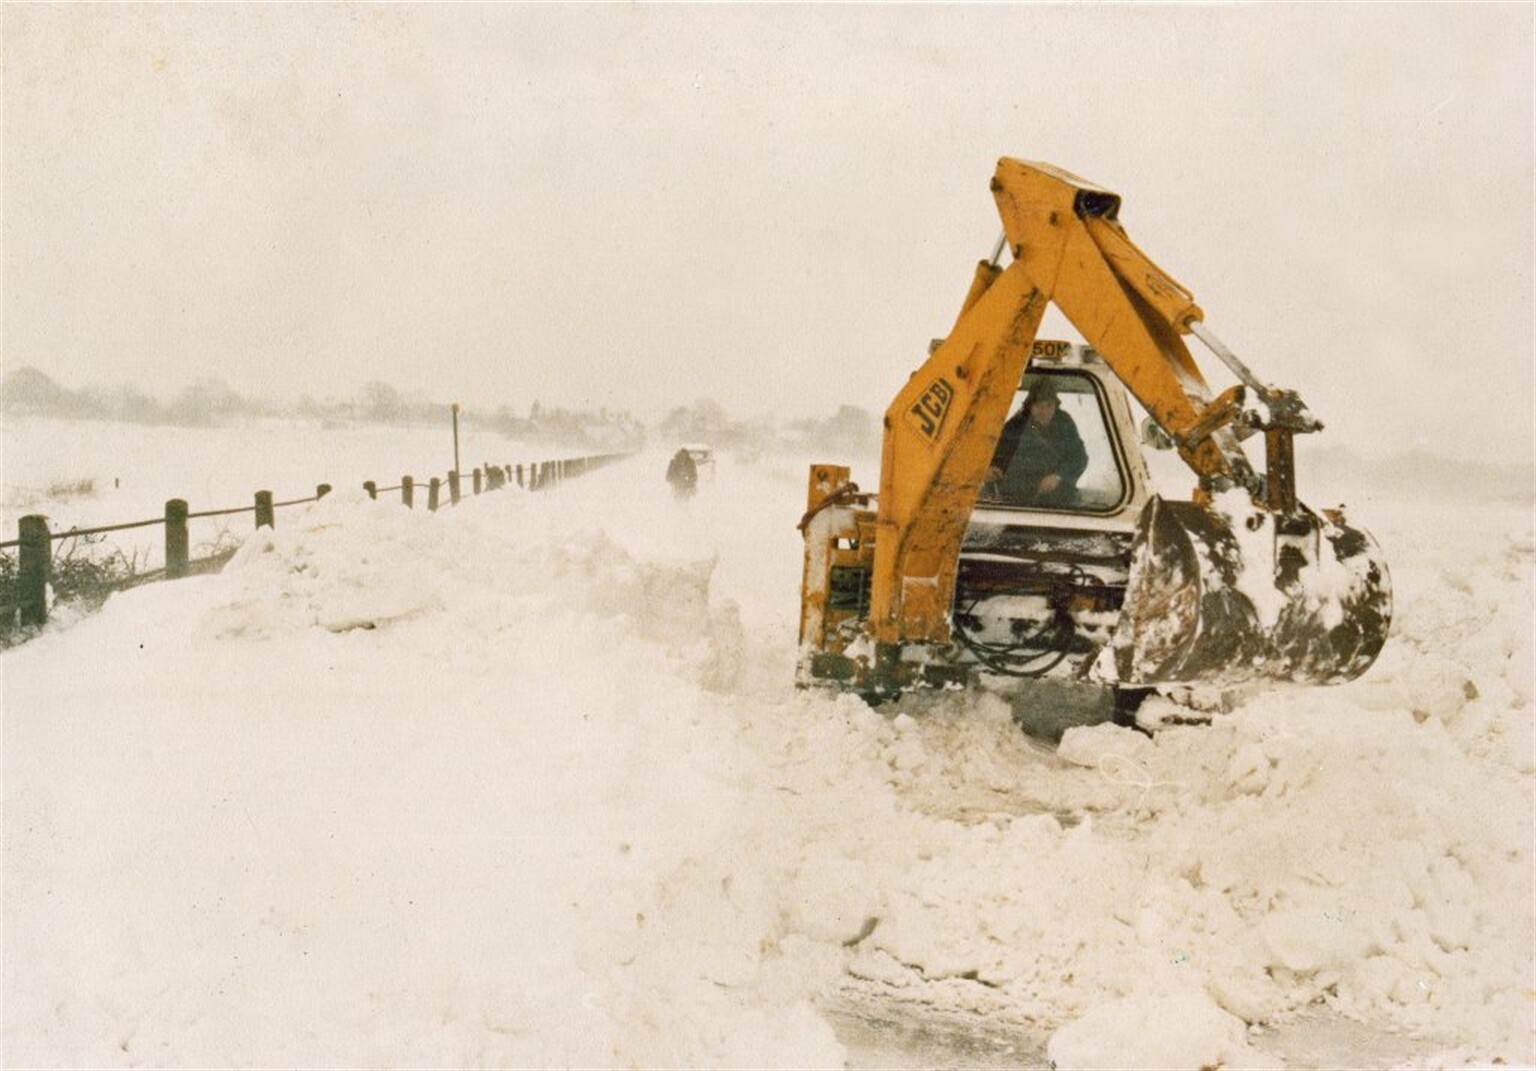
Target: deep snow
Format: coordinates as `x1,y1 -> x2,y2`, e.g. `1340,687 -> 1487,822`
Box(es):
2,421 -> 1532,1068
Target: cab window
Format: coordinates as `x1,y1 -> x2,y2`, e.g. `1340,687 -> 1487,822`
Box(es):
978,372 -> 1126,511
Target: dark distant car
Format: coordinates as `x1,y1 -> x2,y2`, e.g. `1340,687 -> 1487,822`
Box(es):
682,444 -> 716,481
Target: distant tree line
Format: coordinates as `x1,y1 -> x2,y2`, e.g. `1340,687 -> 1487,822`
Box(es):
3,367 -> 878,456
2,367 -> 254,427
1,367 -> 647,450
658,399 -> 878,456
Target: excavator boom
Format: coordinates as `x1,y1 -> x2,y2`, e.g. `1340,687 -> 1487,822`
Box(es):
801,158 -> 1390,700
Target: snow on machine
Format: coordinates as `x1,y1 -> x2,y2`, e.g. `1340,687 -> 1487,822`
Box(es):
797,159 -> 1391,721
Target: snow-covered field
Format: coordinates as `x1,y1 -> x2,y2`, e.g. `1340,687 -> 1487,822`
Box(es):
0,416 -> 592,570
2,418 -> 1532,1068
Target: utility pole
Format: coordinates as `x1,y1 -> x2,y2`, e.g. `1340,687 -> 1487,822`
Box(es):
452,402 -> 461,475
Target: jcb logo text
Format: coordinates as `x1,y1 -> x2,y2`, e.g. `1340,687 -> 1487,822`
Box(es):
907,377 -> 955,443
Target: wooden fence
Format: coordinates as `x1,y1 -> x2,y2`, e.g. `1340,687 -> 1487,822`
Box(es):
0,451 -> 630,632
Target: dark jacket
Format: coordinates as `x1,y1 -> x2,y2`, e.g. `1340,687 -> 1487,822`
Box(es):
666,451 -> 698,488
991,407 -> 1088,507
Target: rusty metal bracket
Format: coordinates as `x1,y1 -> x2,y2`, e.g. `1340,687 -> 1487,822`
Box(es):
1179,385 -> 1247,450
796,482 -> 869,533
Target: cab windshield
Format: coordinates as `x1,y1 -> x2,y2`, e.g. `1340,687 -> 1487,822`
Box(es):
977,371 -> 1126,511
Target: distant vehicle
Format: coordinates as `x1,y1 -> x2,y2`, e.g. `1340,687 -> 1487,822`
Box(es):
681,444 -> 716,481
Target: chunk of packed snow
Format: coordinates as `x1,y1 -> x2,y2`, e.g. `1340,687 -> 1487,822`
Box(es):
1047,988 -> 1283,1070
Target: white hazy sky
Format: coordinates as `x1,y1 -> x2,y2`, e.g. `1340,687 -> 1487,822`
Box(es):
3,4 -> 1531,462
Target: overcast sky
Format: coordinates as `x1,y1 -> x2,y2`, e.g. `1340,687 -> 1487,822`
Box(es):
3,4 -> 1531,462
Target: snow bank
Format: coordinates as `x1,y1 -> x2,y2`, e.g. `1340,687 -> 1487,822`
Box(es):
4,460 -> 841,1067
4,443 -> 1532,1067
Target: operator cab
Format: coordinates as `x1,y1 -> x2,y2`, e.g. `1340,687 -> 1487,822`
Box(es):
969,341 -> 1152,535
978,369 -> 1130,513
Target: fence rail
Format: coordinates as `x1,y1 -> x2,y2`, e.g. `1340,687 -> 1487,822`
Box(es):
1,451 -> 631,633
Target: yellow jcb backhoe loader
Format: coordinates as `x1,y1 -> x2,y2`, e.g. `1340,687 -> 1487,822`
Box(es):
797,159 -> 1391,723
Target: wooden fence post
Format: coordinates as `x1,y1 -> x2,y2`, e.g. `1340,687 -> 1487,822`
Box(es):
403,476 -> 414,509
255,490 -> 274,529
364,480 -> 377,500
473,468 -> 483,495
516,464 -> 524,488
165,499 -> 189,579
428,477 -> 441,512
449,470 -> 461,506
17,515 -> 50,627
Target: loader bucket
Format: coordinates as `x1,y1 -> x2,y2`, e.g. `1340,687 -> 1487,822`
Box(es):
1111,496 -> 1391,687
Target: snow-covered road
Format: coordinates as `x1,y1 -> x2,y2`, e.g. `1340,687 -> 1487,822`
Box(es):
4,440 -> 1532,1067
